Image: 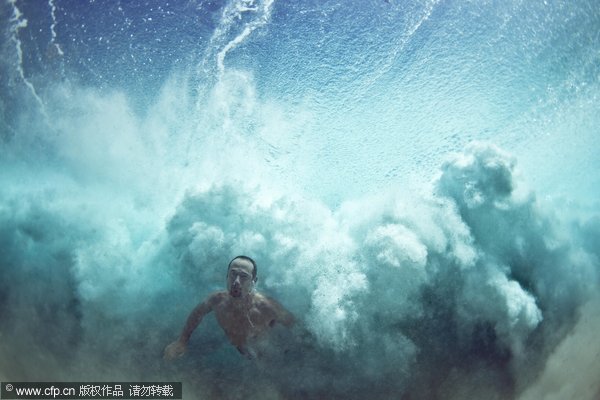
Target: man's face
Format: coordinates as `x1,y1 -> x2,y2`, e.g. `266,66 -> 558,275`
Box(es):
227,259 -> 255,298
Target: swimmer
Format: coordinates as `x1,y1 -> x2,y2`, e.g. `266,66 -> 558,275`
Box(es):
163,256 -> 295,360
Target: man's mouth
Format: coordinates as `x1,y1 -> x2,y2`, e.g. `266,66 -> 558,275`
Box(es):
230,288 -> 241,297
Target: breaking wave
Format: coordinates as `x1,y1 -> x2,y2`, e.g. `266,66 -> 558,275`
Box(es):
1,0 -> 599,399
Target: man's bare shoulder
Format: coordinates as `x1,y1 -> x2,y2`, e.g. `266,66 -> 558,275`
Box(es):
252,292 -> 269,304
206,291 -> 229,307
253,292 -> 283,311
253,292 -> 294,326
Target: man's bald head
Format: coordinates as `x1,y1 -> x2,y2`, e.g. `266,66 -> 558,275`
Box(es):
228,256 -> 257,282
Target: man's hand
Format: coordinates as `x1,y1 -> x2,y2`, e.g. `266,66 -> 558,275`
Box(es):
163,340 -> 186,361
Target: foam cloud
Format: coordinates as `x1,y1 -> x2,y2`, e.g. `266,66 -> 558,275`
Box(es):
0,138 -> 598,398
2,0 -> 598,396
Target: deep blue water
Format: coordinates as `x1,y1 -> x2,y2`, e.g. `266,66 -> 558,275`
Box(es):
1,1 -> 599,399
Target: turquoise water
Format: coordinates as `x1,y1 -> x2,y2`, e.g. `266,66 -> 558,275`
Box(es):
1,1 -> 599,399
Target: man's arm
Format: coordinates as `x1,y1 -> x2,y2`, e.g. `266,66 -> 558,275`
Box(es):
163,293 -> 219,360
178,297 -> 214,343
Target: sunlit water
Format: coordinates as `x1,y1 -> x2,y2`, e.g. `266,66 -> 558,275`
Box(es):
1,1 -> 599,399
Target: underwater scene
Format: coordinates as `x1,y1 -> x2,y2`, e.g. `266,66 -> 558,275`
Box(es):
1,0 -> 599,399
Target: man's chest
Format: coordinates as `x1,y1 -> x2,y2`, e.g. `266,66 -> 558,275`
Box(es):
214,305 -> 272,333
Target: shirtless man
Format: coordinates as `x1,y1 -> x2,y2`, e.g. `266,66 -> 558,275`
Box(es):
163,256 -> 295,360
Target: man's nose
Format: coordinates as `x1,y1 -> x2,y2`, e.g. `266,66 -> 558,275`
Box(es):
233,276 -> 241,286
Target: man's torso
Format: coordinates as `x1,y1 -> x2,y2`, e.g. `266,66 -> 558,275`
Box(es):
211,291 -> 278,348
